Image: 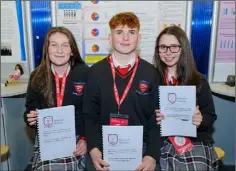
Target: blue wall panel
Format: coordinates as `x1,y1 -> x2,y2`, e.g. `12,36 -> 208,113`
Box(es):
191,1 -> 213,77
16,0 -> 26,61
31,1 -> 51,68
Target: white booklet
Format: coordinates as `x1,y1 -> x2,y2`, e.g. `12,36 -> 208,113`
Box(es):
159,86 -> 196,137
102,126 -> 143,170
37,105 -> 76,161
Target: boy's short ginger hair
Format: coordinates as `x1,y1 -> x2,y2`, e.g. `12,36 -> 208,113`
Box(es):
109,12 -> 140,31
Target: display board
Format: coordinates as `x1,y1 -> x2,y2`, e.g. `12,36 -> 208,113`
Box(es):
1,1 -> 26,63
213,1 -> 235,82
54,1 -> 188,64
1,1 -> 29,81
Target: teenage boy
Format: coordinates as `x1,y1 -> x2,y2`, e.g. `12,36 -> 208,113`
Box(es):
83,12 -> 161,171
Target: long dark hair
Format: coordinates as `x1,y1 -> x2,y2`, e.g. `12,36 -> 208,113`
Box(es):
31,26 -> 84,107
153,25 -> 203,91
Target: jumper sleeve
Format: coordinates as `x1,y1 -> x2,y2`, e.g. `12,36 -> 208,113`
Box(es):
24,71 -> 40,128
197,78 -> 217,131
145,70 -> 162,161
73,65 -> 89,137
83,67 -> 102,151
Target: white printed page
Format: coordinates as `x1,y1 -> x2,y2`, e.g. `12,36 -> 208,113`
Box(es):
103,126 -> 143,170
37,105 -> 76,161
159,86 -> 196,137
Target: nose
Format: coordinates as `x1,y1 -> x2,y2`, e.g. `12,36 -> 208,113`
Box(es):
57,45 -> 63,53
123,33 -> 129,41
166,47 -> 172,55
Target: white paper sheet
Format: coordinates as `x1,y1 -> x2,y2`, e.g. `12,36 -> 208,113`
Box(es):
159,86 -> 196,137
102,126 -> 143,170
37,105 -> 76,161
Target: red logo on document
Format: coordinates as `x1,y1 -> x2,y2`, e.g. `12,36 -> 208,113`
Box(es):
43,116 -> 53,127
108,134 -> 118,145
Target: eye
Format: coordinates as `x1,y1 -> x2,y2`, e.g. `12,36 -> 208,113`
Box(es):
130,31 -> 136,35
159,45 -> 166,49
62,44 -> 70,47
116,31 -> 122,35
50,44 -> 57,47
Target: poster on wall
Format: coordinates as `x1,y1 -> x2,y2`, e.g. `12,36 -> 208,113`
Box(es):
158,1 -> 186,31
56,1 -> 187,65
214,1 -> 235,82
1,1 -> 26,63
215,1 -> 235,63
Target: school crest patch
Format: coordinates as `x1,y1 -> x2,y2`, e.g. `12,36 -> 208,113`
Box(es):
73,82 -> 85,95
138,81 -> 149,94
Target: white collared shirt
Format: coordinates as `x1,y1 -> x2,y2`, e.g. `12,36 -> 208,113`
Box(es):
112,53 -> 136,69
167,73 -> 177,84
51,64 -> 71,77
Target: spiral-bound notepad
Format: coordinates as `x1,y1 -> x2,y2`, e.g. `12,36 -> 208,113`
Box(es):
102,126 -> 143,170
159,86 -> 196,137
37,105 -> 76,161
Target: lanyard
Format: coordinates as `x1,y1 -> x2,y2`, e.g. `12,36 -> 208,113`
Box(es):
109,56 -> 139,113
55,71 -> 67,107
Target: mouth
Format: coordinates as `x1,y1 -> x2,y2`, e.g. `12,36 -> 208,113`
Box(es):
120,43 -> 130,46
55,55 -> 65,58
164,57 -> 175,62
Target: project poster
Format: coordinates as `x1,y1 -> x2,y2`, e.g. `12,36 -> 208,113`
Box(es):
56,1 -> 83,58
56,1 -> 187,65
1,1 -> 24,62
215,1 -> 235,63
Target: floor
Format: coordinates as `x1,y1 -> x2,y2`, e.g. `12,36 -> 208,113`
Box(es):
219,165 -> 235,171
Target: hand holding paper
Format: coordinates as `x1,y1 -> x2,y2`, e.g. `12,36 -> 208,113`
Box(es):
159,86 -> 196,137
102,126 -> 143,170
37,105 -> 76,161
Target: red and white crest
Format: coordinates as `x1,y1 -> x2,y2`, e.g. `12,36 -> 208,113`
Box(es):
108,134 -> 118,145
43,116 -> 53,127
74,83 -> 85,95
168,93 -> 177,104
139,81 -> 149,94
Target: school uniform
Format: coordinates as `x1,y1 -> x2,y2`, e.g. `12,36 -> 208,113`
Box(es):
23,62 -> 89,171
159,75 -> 219,171
83,56 -> 162,170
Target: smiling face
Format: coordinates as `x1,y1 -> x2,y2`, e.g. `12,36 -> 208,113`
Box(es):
48,32 -> 72,67
158,34 -> 181,69
109,25 -> 140,56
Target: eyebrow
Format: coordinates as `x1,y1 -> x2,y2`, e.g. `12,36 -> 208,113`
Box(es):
115,29 -> 137,32
49,41 -> 69,44
159,44 -> 180,46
